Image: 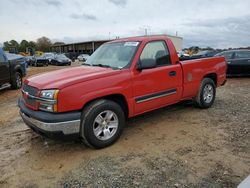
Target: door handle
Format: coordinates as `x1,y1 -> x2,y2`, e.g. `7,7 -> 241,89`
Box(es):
169,71 -> 176,77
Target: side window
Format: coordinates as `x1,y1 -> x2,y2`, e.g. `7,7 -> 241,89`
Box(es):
224,52 -> 233,60
0,54 -> 6,63
140,41 -> 171,66
234,51 -> 250,59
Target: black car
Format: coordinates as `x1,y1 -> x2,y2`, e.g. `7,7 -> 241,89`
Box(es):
215,50 -> 250,76
51,54 -> 71,66
191,50 -> 219,59
0,48 -> 26,90
43,53 -> 55,64
32,55 -> 49,67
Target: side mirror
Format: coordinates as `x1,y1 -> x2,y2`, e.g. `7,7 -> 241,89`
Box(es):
137,58 -> 156,71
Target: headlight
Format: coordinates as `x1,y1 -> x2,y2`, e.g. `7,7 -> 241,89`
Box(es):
39,90 -> 59,112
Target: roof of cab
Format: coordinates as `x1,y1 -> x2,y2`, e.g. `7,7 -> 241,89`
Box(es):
107,35 -> 173,43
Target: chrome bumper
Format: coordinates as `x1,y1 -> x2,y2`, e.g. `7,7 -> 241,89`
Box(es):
20,112 -> 80,135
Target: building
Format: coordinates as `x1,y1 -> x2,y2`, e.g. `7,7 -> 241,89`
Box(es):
51,35 -> 183,59
166,35 -> 183,52
51,40 -> 109,55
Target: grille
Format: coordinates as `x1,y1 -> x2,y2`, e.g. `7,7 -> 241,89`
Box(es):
22,84 -> 38,106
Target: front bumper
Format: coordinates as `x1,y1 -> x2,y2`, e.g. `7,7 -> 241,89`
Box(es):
18,99 -> 81,140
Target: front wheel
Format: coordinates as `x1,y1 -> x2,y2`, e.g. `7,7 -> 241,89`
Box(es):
11,72 -> 22,89
194,78 -> 216,108
80,99 -> 125,149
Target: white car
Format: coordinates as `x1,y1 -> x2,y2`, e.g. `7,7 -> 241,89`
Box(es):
77,54 -> 90,61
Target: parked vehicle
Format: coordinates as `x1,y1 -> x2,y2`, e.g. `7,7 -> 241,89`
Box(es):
215,50 -> 250,76
51,54 -> 71,66
18,36 -> 227,149
0,48 -> 26,90
25,56 -> 36,66
190,50 -> 219,59
32,55 -> 49,67
178,51 -> 191,61
63,52 -> 78,61
43,53 -> 55,63
77,54 -> 90,61
5,52 -> 28,70
177,51 -> 189,58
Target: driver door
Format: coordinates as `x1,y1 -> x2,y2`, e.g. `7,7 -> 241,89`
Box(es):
132,40 -> 182,115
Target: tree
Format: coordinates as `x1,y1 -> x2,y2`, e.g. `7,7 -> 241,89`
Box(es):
36,37 -> 52,52
3,41 -> 11,51
19,40 -> 29,52
28,41 -> 37,48
3,40 -> 19,53
9,40 -> 19,48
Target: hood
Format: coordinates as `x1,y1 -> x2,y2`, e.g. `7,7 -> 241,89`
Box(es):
25,66 -> 120,90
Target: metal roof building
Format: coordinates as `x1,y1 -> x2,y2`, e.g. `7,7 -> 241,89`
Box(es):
51,35 -> 183,57
51,40 -> 110,55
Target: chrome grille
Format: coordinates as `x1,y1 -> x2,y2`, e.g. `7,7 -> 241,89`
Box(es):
22,84 -> 38,106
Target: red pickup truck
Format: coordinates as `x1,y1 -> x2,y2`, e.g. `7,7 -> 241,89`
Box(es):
19,36 -> 227,148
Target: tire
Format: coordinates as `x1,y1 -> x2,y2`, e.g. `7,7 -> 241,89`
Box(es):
194,78 -> 216,108
80,99 -> 125,149
11,72 -> 22,89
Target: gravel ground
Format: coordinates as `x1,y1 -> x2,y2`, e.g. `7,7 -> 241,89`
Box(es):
0,64 -> 249,188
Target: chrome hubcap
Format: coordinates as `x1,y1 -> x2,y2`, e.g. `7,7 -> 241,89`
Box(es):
93,110 -> 118,141
203,84 -> 214,103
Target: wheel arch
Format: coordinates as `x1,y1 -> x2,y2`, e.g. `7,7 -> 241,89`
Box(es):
203,73 -> 217,86
13,65 -> 23,77
81,94 -> 129,119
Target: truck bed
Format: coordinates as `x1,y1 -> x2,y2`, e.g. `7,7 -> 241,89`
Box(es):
180,56 -> 227,100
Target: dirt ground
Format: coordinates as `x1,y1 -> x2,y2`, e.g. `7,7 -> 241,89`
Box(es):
0,63 -> 249,188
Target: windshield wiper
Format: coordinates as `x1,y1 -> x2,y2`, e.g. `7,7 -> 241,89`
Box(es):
92,64 -> 112,68
82,63 -> 92,66
83,63 -> 119,70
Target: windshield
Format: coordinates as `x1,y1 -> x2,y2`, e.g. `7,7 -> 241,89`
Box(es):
86,42 -> 139,69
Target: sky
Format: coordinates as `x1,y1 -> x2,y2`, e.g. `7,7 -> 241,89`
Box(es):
0,0 -> 250,48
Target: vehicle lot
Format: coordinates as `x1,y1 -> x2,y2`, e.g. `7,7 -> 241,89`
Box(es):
0,65 -> 249,187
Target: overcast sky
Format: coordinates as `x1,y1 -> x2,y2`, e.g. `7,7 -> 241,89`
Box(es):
1,0 -> 250,48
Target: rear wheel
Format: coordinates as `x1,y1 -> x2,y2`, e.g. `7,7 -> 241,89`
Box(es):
11,72 -> 22,89
80,99 -> 125,149
194,78 -> 216,108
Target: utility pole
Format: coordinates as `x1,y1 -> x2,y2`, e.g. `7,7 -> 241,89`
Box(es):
140,25 -> 151,36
